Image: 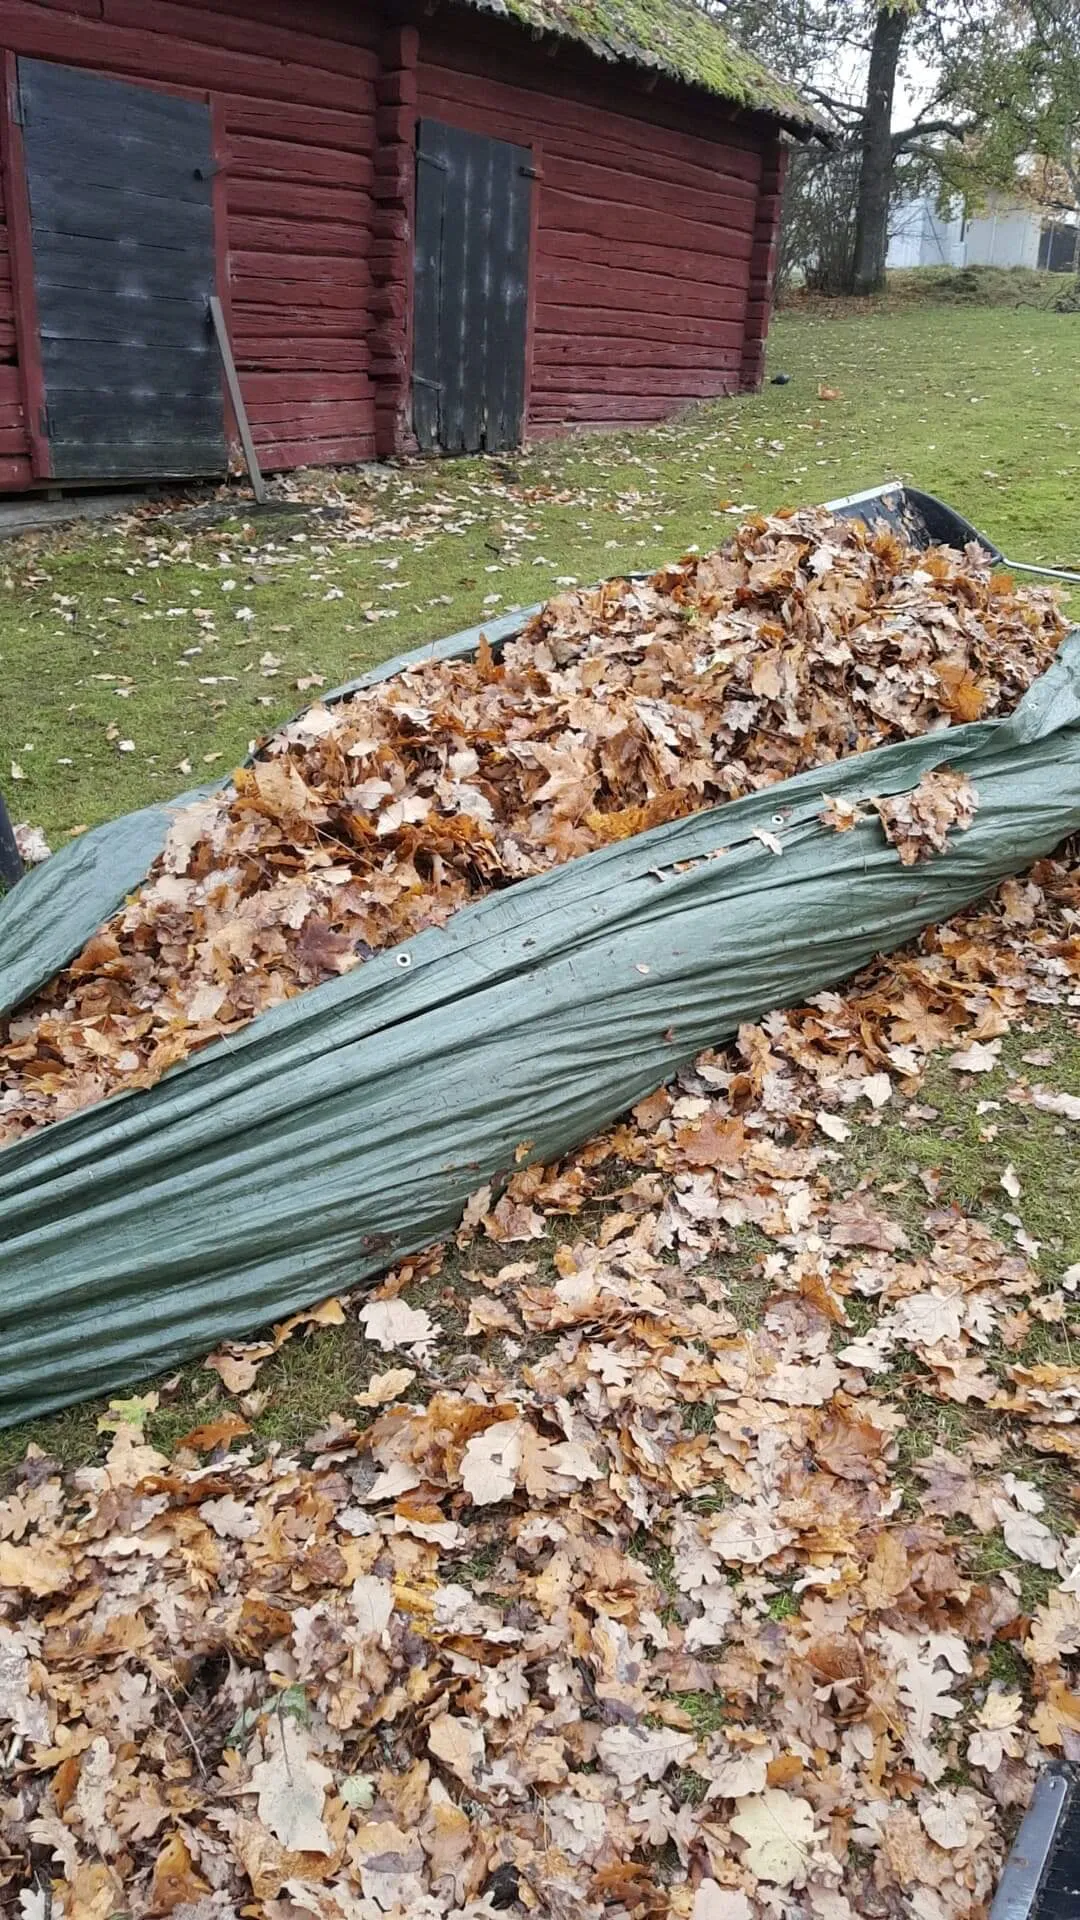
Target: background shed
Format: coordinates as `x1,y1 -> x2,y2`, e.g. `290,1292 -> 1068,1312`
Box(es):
0,0 -> 819,490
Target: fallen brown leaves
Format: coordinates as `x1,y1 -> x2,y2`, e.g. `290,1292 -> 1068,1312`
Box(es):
0,509 -> 1066,1144
1,838 -> 1078,1918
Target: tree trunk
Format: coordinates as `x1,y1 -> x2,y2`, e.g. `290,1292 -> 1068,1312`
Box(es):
849,4 -> 908,296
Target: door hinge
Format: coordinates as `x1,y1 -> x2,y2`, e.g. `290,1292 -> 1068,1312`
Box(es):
38,403 -> 50,440
417,151 -> 449,171
10,77 -> 24,126
413,374 -> 443,390
519,164 -> 541,179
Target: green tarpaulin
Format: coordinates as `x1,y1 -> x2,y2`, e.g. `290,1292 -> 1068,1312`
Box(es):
2,618 -> 1079,1426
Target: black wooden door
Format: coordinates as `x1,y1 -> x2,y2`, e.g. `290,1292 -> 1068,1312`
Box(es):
17,59 -> 226,481
413,120 -> 532,454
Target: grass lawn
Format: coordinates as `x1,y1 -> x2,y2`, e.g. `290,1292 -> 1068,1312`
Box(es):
2,294 -> 1077,849
0,287 -> 1077,1469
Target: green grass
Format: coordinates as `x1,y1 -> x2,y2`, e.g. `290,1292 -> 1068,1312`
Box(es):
846,1017 -> 1080,1286
2,297 -> 1077,846
667,1690 -> 728,1736
0,1325 -> 382,1476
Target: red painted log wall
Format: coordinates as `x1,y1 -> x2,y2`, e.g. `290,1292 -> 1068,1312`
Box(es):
0,0 -> 380,478
0,0 -> 787,483
418,13 -> 766,432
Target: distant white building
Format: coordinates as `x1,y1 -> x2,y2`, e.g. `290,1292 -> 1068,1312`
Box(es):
887,194 -> 967,269
886,189 -> 1075,271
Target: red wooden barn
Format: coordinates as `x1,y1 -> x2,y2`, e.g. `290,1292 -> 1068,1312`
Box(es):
0,0 -> 820,490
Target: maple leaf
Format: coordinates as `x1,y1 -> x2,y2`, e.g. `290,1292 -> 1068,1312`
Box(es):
730,1789 -> 815,1886
247,1717 -> 334,1854
97,1391 -> 160,1436
933,661 -> 992,722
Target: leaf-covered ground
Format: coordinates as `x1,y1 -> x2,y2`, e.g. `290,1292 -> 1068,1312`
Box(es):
1,292 -> 1079,1917
1,848 -> 1079,1919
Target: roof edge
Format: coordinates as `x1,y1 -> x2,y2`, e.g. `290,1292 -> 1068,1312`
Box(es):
450,0 -> 831,137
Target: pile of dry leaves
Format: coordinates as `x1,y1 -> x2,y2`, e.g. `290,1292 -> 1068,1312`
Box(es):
1,838 -> 1078,1920
0,509 -> 1067,1145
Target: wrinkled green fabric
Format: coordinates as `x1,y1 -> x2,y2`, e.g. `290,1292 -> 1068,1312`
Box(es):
1,621 -> 1078,1425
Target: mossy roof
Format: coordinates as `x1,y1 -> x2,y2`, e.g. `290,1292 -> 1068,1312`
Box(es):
458,0 -> 826,132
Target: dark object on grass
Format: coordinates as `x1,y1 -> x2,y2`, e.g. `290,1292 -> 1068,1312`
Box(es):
0,792 -> 22,891
770,371 -> 792,383
990,1765 -> 1080,1919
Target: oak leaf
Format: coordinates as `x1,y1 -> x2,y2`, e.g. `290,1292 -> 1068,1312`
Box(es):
247,1718 -> 334,1854
730,1789 -> 815,1886
460,1418 -> 524,1505
597,1723 -> 697,1787
148,1831 -> 209,1913
428,1712 -> 485,1785
357,1298 -> 437,1357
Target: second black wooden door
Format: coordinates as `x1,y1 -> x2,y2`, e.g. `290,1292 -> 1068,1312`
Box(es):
413,120 -> 532,454
17,58 -> 226,481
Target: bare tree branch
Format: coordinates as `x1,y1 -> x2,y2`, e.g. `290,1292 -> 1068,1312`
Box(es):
891,116 -> 971,149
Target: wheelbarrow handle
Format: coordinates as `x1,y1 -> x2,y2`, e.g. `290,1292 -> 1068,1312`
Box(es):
1000,557 -> 1080,586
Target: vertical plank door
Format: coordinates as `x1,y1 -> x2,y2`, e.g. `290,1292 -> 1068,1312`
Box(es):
16,58 -> 226,481
413,119 -> 532,454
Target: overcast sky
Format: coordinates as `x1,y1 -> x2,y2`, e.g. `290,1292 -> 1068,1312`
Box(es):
824,39 -> 939,129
